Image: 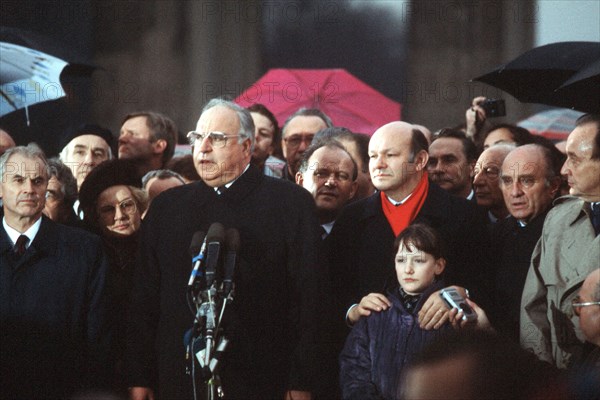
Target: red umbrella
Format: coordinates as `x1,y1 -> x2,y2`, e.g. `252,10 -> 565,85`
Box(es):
235,69 -> 401,135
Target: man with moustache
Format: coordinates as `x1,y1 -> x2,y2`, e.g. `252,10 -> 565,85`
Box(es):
326,121 -> 488,330
0,144 -> 110,399
521,114 -> 600,369
488,143 -> 562,341
126,99 -> 322,400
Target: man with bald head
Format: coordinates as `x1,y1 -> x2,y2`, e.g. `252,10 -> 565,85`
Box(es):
521,114 -> 600,369
473,144 -> 515,224
296,140 -> 358,234
487,144 -> 562,341
327,121 -> 488,328
126,99 -> 322,400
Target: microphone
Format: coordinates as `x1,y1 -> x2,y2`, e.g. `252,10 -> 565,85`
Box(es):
187,230 -> 206,288
222,228 -> 240,296
204,222 -> 225,289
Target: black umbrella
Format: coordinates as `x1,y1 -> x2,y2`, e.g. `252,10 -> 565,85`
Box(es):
473,41 -> 600,114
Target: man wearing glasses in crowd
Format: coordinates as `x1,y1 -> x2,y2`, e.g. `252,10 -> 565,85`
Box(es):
280,108 -> 333,181
126,99 -> 323,400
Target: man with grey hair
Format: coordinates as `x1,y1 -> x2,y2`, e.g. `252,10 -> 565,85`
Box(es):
486,143 -> 563,342
59,123 -> 114,190
0,144 -> 110,399
126,98 -> 323,400
281,108 -> 333,181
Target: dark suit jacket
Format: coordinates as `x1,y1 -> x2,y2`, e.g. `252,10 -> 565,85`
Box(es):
125,165 -> 324,400
327,182 -> 490,321
0,216 -> 111,399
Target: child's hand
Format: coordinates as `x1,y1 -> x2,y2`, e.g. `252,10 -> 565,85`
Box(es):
347,293 -> 391,325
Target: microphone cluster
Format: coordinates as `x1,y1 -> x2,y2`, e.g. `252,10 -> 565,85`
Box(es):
185,222 -> 240,397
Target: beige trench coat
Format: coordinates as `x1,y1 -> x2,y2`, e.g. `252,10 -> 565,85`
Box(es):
521,197 -> 600,369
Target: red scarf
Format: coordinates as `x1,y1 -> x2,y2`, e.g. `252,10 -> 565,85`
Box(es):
381,172 -> 429,236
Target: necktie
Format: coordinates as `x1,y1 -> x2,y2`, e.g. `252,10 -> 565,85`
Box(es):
591,203 -> 600,236
14,235 -> 29,257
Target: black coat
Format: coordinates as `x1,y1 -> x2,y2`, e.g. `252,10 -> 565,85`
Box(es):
326,182 -> 491,320
125,165 -> 324,400
0,216 -> 111,399
488,211 -> 548,341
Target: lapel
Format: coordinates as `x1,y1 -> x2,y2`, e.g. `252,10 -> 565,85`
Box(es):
0,216 -> 57,270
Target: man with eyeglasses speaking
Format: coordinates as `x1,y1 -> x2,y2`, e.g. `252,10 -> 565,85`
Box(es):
280,108 -> 333,182
126,99 -> 323,400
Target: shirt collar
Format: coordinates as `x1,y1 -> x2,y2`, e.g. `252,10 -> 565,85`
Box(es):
466,189 -> 475,201
321,221 -> 335,236
213,163 -> 251,193
3,216 -> 42,248
386,192 -> 413,206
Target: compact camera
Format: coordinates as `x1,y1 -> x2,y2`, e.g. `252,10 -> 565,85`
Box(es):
440,288 -> 477,322
481,98 -> 506,118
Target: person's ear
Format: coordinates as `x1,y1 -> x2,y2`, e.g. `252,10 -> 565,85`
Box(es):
152,139 -> 167,154
414,150 -> 429,171
241,137 -> 252,157
434,257 -> 446,276
295,172 -> 304,186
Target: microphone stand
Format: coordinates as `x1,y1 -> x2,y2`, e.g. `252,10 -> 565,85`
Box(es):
188,283 -> 233,400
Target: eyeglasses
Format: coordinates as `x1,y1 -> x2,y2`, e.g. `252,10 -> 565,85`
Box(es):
313,168 -> 351,182
474,166 -> 500,179
98,198 -> 137,219
572,296 -> 600,316
187,131 -> 241,148
284,134 -> 314,149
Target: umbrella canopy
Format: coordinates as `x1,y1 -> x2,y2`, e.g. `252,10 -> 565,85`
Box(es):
473,41 -> 600,114
0,42 -> 68,124
517,108 -> 584,142
235,69 -> 401,134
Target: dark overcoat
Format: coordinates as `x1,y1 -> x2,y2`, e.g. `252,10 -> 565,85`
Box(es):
125,165 -> 324,400
0,216 -> 111,399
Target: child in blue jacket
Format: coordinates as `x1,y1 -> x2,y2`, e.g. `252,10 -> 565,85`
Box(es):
339,224 -> 453,400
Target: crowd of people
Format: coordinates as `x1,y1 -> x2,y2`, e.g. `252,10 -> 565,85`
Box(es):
0,95 -> 598,400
